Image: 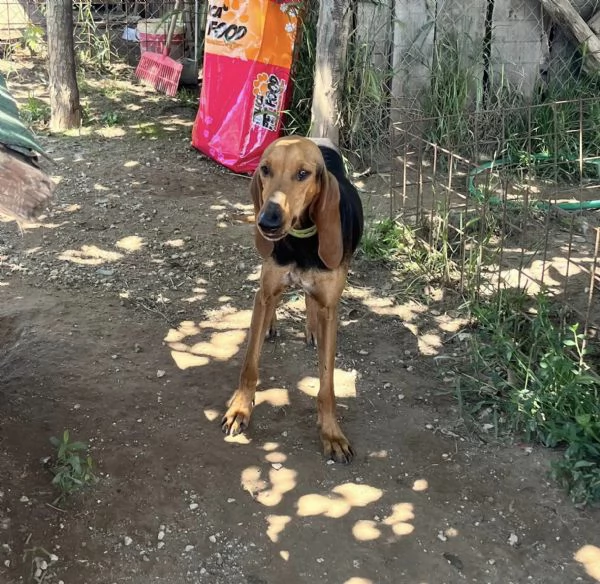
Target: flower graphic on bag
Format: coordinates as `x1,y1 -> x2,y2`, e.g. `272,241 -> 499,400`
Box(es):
252,72 -> 286,131
252,72 -> 270,97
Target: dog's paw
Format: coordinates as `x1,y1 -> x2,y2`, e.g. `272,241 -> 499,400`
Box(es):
221,391 -> 254,436
305,324 -> 317,347
320,428 -> 354,464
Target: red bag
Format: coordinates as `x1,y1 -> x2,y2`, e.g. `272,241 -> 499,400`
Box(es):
191,0 -> 300,174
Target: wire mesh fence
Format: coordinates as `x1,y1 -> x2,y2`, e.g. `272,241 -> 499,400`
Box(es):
0,1 -> 205,68
389,98 -> 600,337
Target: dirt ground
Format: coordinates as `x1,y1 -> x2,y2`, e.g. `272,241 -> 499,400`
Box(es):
1,66 -> 600,584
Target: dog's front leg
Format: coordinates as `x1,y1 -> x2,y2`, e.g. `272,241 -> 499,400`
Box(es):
312,266 -> 354,463
222,261 -> 285,436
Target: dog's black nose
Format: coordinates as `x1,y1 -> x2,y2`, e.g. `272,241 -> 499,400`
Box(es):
258,202 -> 283,231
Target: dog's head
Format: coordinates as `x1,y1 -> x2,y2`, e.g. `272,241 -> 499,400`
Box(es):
250,137 -> 343,269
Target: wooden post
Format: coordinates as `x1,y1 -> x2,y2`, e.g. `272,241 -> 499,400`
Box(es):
47,0 -> 81,131
540,0 -> 600,73
309,0 -> 352,144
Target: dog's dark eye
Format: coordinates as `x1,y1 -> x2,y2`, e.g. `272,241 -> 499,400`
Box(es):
260,165 -> 270,177
297,169 -> 311,181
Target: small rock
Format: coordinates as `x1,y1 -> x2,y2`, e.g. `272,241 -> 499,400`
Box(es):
437,531 -> 448,542
19,496 -> 29,503
209,535 -> 217,543
157,541 -> 165,549
189,503 -> 199,510
96,268 -> 114,277
227,498 -> 236,503
271,463 -> 283,470
443,552 -> 463,571
158,531 -> 165,541
3,560 -> 9,568
124,536 -> 133,546
157,370 -> 166,378
508,533 -> 519,546
185,545 -> 194,552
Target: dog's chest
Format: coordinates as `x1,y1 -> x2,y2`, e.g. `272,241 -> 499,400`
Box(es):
281,267 -> 315,294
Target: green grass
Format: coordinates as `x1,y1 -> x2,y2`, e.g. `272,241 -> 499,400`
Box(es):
466,290 -> 600,506
284,0 -> 318,136
48,430 -> 96,505
359,217 -> 465,294
20,96 -> 51,127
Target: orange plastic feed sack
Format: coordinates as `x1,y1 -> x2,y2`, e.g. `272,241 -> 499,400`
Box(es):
191,0 -> 300,174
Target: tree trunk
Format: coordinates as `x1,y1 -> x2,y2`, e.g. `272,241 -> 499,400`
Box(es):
47,0 -> 81,132
309,0 -> 352,144
540,0 -> 600,73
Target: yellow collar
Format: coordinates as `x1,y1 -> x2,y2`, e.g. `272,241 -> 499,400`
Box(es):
288,224 -> 317,238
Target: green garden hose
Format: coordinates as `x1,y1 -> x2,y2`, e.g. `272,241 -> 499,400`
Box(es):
468,154 -> 600,211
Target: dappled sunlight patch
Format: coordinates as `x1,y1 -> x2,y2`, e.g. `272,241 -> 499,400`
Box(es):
58,245 -> 123,265
574,545 -> 600,581
416,332 -> 443,356
203,409 -> 220,422
165,238 -> 185,248
298,369 -> 357,398
352,520 -> 381,541
344,577 -> 373,584
256,468 -> 297,507
297,482 -> 383,519
95,126 -> 127,139
368,450 -> 388,459
279,550 -> 290,561
266,515 -> 291,543
332,483 -> 383,507
183,287 -> 207,303
165,321 -> 200,343
265,451 -> 287,464
254,388 -> 290,408
124,160 -> 140,168
383,502 -> 415,536
170,350 -> 210,370
391,522 -> 415,536
296,493 -> 351,518
165,310 -> 250,370
224,433 -> 251,445
241,465 -> 297,507
241,466 -> 268,497
200,308 -> 253,330
262,442 -> 280,452
246,265 -> 262,282
116,235 -> 145,252
412,479 -> 429,492
189,329 -> 247,360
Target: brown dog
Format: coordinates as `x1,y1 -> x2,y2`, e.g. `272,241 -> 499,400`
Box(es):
221,136 -> 363,462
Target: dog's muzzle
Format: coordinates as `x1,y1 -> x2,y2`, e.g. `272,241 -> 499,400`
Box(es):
258,201 -> 286,240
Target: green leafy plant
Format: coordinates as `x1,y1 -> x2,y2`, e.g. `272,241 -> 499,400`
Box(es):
48,430 -> 96,504
100,110 -> 122,126
21,24 -> 45,55
20,96 -> 51,127
468,290 -> 600,506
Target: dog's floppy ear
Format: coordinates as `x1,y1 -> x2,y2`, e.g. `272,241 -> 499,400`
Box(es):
250,169 -> 274,259
310,166 -> 343,269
